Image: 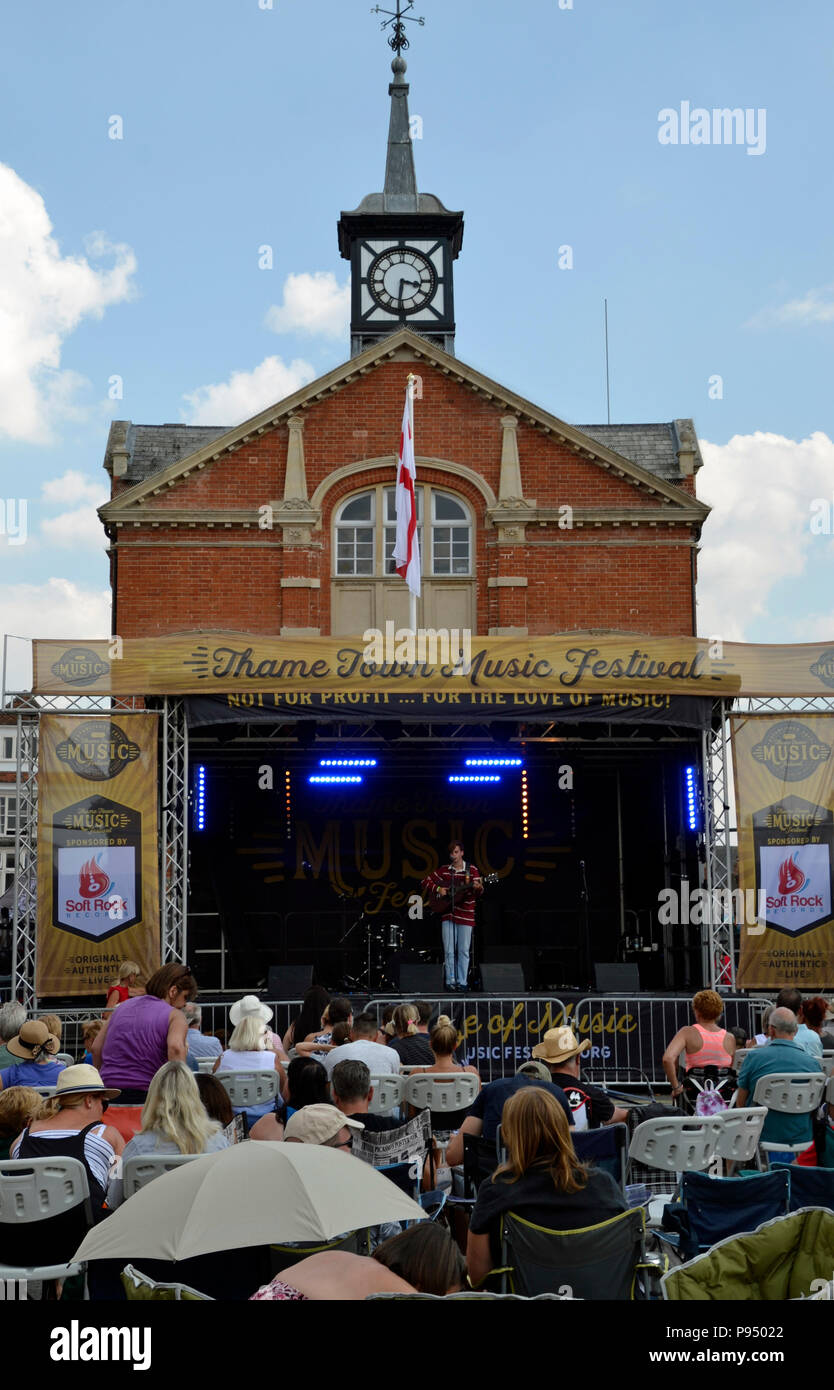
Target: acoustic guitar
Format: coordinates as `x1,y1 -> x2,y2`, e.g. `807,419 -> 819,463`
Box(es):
425,871 -> 499,915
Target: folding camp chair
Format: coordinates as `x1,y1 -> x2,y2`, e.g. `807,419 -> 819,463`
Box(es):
659,1168 -> 790,1262
572,1123 -> 628,1194
788,1166 -> 834,1213
499,1205 -> 650,1300
680,1066 -> 736,1117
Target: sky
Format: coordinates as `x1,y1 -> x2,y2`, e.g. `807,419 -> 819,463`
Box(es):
1,0 -> 833,693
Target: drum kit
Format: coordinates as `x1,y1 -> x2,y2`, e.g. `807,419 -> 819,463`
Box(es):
337,905 -> 429,991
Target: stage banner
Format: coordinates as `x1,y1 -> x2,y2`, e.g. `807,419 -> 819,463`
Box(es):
733,715 -> 834,989
36,714 -> 160,997
31,632 -> 834,699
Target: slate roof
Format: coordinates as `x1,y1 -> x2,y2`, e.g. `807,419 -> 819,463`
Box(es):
576,422 -> 701,481
106,418 -> 700,488
104,422 -> 229,486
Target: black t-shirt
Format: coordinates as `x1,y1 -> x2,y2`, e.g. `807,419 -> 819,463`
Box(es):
470,1076 -> 572,1141
546,1071 -> 615,1130
389,1035 -> 434,1066
346,1111 -> 401,1133
470,1164 -> 627,1261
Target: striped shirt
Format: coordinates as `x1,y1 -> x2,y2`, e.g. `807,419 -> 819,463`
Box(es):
12,1124 -> 116,1194
422,864 -> 481,927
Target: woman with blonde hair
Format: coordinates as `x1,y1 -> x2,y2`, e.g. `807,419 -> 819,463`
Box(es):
0,1086 -> 43,1160
214,1014 -> 285,1128
122,1061 -> 228,1161
466,1086 -> 626,1286
105,961 -> 143,1012
387,1002 -> 433,1066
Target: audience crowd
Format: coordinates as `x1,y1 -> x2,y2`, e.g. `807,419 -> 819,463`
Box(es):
0,974 -> 831,1299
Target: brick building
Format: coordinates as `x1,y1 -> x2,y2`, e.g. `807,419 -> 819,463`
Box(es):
94,52 -> 710,993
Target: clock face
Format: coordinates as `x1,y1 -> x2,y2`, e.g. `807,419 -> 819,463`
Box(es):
367,247 -> 437,313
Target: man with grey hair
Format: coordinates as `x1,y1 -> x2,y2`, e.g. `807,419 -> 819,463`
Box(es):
0,1002 -> 26,1070
735,1007 -> 823,1147
330,1059 -> 401,1132
184,1001 -> 222,1067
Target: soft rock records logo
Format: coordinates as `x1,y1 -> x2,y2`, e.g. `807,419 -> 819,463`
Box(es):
52,796 -> 142,942
753,797 -> 834,937
751,720 -> 832,783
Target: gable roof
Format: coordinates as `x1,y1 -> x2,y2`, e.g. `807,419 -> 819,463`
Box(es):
100,328 -> 709,521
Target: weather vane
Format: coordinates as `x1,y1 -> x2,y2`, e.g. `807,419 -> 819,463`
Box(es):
370,1 -> 425,56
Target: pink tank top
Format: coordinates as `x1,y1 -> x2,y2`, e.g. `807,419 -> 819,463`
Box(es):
100,993 -> 173,1088
685,1023 -> 733,1070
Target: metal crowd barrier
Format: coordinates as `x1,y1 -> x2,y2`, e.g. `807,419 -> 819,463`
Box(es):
31,993 -> 771,1087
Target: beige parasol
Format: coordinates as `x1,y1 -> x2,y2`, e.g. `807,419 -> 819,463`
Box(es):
75,1141 -> 425,1264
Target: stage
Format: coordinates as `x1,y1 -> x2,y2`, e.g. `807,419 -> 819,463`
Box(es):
185,705 -> 710,996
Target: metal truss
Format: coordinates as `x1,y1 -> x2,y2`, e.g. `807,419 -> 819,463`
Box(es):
12,714 -> 39,1005
160,698 -> 189,964
704,695 -> 834,989
2,694 -> 145,713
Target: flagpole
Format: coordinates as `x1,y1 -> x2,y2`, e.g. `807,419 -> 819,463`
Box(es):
407,373 -> 417,635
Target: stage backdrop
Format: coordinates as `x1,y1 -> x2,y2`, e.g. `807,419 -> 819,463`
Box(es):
36,714 -> 160,997
733,714 -> 834,989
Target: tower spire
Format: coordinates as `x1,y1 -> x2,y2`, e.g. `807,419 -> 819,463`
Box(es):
384,56 -> 417,204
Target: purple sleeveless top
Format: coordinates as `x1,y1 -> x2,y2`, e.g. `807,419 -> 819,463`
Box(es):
100,994 -> 173,1089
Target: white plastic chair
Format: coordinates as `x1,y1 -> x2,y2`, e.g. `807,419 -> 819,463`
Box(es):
216,1069 -> 280,1110
122,1153 -> 203,1198
367,1073 -> 405,1115
628,1116 -> 723,1223
751,1073 -> 826,1165
713,1107 -> 768,1169
404,1073 -> 480,1118
196,1058 -> 218,1074
821,1053 -> 834,1079
0,1156 -> 93,1296
827,1075 -> 834,1105
55,1053 -> 74,1067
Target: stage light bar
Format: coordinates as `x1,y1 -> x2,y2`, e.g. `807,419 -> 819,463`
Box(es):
448,774 -> 502,783
194,765 -> 206,831
685,765 -> 700,832
318,759 -> 378,767
308,774 -> 363,785
464,758 -> 523,767
285,769 -> 292,840
521,767 -> 530,840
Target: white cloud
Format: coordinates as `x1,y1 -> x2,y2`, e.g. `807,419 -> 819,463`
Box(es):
0,579 -> 111,693
37,470 -> 110,550
265,271 -> 350,340
0,164 -> 137,443
696,430 -> 834,641
181,355 -> 317,426
748,285 -> 834,328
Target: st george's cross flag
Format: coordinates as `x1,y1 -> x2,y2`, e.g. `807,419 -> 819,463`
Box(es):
392,380 -> 421,598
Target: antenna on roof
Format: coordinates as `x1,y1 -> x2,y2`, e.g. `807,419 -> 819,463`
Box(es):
604,298 -> 611,426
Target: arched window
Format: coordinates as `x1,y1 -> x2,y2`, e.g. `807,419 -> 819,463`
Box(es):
334,486 -> 472,577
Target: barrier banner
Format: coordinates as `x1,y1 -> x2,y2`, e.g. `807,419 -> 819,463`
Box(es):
31,631 -> 834,698
733,714 -> 834,989
36,714 -> 160,996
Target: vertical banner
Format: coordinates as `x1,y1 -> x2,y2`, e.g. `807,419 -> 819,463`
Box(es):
37,715 -> 160,997
733,714 -> 834,989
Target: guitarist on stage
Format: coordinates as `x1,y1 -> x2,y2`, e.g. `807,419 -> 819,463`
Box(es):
422,840 -> 483,993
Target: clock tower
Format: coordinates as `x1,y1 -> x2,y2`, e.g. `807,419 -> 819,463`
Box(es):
338,50 -> 464,357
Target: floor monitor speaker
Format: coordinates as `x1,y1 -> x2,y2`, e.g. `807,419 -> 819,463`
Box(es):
593,962 -> 640,993
399,964 -> 444,993
480,962 -> 526,994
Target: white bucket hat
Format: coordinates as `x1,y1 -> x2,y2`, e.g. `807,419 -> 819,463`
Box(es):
229,994 -> 273,1026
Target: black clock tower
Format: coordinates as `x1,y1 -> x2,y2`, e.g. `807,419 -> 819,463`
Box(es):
338,50 -> 464,357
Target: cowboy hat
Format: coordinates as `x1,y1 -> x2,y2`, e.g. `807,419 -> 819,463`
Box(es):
53,1064 -> 121,1102
531,1026 -> 591,1066
229,994 -> 273,1026
6,1020 -> 60,1059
